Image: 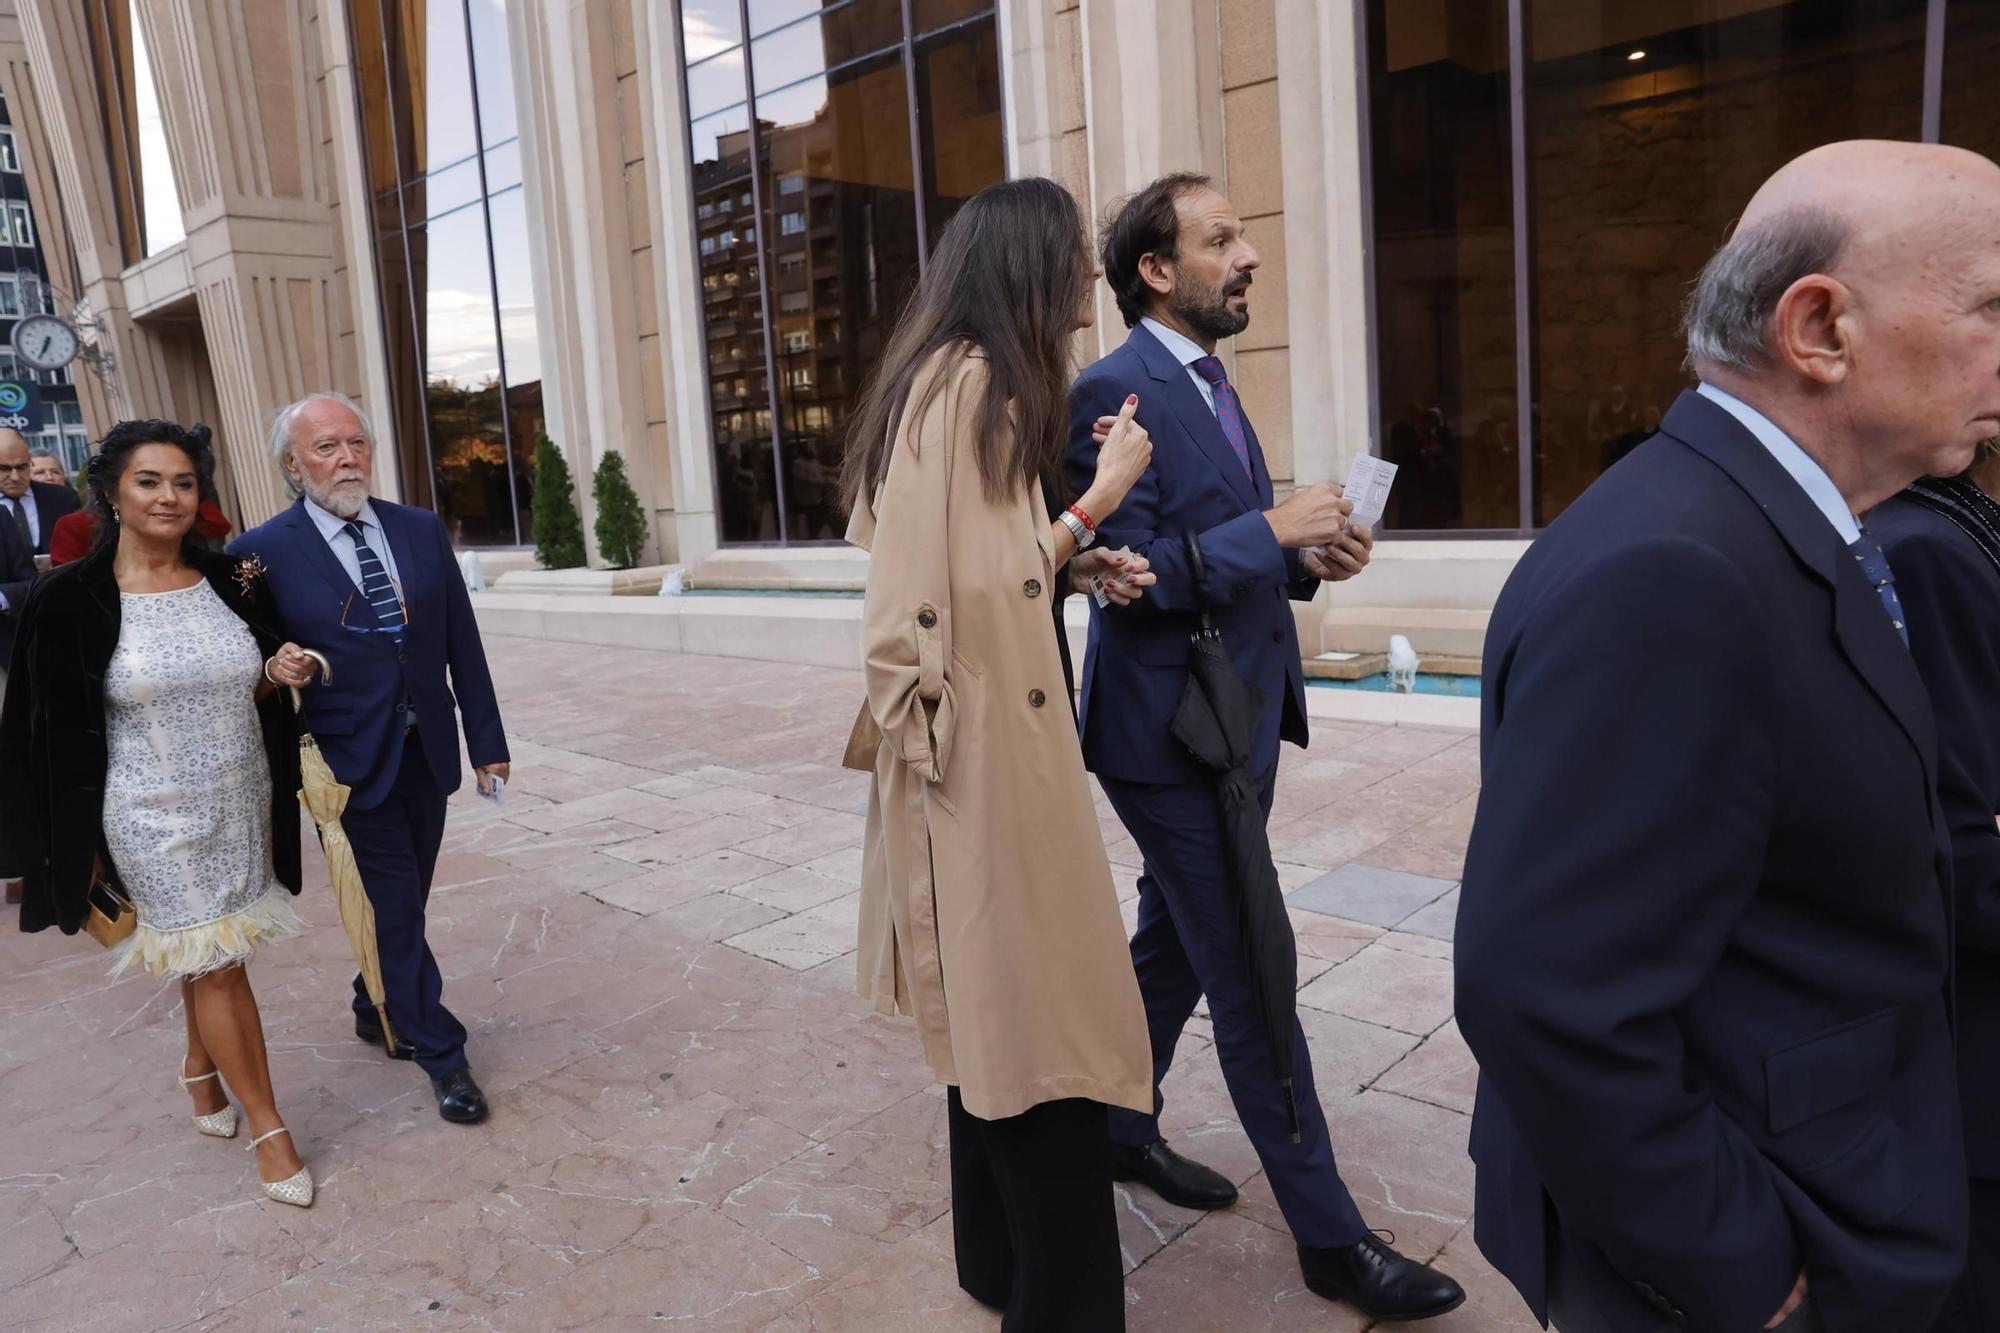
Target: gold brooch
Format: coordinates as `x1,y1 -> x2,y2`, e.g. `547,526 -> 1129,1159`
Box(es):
233,554 -> 268,595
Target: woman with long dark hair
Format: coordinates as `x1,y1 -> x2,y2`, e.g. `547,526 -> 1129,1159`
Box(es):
1874,444 -> 2000,1333
0,420 -> 323,1207
843,177 -> 1158,1329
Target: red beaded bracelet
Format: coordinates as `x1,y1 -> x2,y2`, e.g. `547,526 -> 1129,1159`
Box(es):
1066,504 -> 1097,533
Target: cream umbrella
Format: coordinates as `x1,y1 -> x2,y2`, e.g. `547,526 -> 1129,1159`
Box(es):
291,653 -> 397,1056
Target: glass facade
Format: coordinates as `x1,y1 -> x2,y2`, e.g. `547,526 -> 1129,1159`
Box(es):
677,0 -> 1004,545
352,0 -> 542,547
1365,0 -> 1945,535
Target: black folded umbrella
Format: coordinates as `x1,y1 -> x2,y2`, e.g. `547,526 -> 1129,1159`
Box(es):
1166,530 -> 1302,1142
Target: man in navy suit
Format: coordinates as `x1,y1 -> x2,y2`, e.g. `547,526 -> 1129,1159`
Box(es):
0,428 -> 81,556
1456,141 -> 2000,1333
235,393 -> 509,1124
0,509 -> 32,902
1065,174 -> 1463,1320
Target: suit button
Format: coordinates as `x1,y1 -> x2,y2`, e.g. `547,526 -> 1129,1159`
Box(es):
395,702 -> 407,713
1271,630 -> 1282,643
1028,689 -> 1046,709
1023,578 -> 1042,599
397,652 -> 407,664
917,608 -> 937,629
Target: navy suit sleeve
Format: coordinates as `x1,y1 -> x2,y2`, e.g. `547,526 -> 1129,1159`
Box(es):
1885,529 -> 2000,957
1064,373 -> 1291,616
433,516 -> 508,767
1456,538 -> 1799,1330
0,522 -> 31,612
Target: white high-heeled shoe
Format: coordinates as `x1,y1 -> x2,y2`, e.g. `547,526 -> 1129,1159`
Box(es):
247,1126 -> 313,1208
176,1064 -> 238,1139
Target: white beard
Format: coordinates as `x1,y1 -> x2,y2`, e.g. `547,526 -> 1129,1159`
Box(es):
303,477 -> 369,519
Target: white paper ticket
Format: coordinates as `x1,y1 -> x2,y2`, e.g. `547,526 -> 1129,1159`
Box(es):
1341,455 -> 1397,533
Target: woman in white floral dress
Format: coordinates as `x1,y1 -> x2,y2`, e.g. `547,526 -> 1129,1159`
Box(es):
0,420 -> 326,1207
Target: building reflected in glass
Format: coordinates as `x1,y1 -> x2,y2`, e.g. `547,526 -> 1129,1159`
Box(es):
679,0 -> 1003,545
352,0 -> 542,547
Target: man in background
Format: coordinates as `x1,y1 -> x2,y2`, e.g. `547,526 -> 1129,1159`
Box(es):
234,392 -> 509,1125
1456,140 -> 1998,1332
0,428 -> 79,556
27,451 -> 64,487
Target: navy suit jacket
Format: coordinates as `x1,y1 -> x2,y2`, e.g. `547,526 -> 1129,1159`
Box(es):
1874,493 -> 2000,1185
0,515 -> 33,668
1456,391 -> 1966,1333
18,481 -> 80,556
231,498 -> 508,811
1063,322 -> 1319,786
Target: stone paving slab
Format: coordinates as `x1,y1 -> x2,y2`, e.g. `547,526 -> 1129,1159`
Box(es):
0,637 -> 1526,1330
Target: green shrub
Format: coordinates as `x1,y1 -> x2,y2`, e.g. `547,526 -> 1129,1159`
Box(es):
530,433 -> 586,570
592,450 -> 648,569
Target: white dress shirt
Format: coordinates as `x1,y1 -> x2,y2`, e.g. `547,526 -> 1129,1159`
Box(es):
2,488 -> 39,547
302,493 -> 414,725
1141,317 -> 1221,419
302,495 -> 404,593
1696,382 -> 1860,543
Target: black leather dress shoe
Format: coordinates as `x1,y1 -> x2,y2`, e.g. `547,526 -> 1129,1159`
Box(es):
1109,1139 -> 1238,1210
1300,1233 -> 1465,1320
353,1011 -> 413,1060
432,1067 -> 489,1124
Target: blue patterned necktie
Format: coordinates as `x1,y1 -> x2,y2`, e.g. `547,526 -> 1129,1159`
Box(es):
1849,532 -> 1909,648
1190,355 -> 1254,478
343,521 -> 405,645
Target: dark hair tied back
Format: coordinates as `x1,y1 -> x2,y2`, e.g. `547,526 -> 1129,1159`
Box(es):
87,418 -> 221,556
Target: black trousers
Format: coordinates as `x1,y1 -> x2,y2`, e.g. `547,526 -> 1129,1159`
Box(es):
1932,1178 -> 2000,1332
947,1087 -> 1124,1332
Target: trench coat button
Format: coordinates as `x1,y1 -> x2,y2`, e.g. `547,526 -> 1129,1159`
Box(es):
395,701 -> 407,714
1028,689 -> 1046,708
1023,578 -> 1042,599
917,607 -> 937,629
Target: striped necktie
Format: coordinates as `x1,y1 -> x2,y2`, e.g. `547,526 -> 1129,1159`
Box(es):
1849,532 -> 1908,648
343,521 -> 405,644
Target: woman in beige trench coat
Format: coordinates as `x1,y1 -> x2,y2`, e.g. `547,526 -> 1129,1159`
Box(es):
842,177 -> 1158,1331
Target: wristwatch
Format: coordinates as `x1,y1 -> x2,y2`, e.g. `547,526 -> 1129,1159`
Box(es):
1058,509 -> 1096,551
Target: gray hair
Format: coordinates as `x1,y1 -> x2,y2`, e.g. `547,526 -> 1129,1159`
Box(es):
1682,208 -> 1849,373
268,391 -> 376,498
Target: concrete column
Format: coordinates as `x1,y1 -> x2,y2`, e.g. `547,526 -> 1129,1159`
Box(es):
0,1 -> 118,440
513,0 -> 663,568
1274,0 -> 1371,487
632,0 -> 721,568
132,0 -> 346,524
1077,0 -> 1223,353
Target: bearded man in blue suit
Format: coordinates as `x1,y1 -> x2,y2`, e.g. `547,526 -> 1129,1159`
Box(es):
234,393 -> 508,1125
1064,174 -> 1463,1321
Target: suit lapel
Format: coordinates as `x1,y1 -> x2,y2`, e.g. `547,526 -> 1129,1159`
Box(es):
375,501 -> 420,609
1663,391 -> 1939,786
285,499 -> 362,601
1128,324 -> 1261,510
1241,411 -> 1275,508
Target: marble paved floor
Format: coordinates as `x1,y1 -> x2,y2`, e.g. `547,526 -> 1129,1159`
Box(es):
0,638 -> 1534,1332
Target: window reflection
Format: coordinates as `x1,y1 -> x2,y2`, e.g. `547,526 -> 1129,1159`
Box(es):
683,0 -> 745,62
681,1 -> 1000,545
1943,2 -> 2000,160
915,16 -> 1004,251
465,0 -> 516,142
423,0 -> 478,173
1366,0 -> 1515,532
130,1 -> 186,255
1526,0 -> 1924,525
353,0 -> 540,545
